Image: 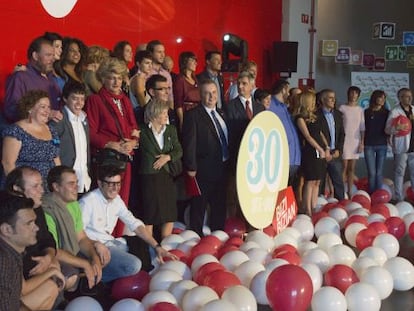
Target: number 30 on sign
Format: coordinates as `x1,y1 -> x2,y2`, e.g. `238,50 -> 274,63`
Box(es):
237,111 -> 290,229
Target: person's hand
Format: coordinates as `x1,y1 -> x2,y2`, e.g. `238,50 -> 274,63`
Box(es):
154,246 -> 178,263
94,242 -> 111,266
325,151 -> 333,162
358,142 -> 364,153
318,149 -> 326,159
13,64 -> 27,72
91,257 -> 103,285
332,150 -> 340,159
87,63 -> 99,72
49,109 -> 63,122
29,253 -> 53,276
120,139 -> 137,155
153,154 -> 170,170
131,129 -> 140,139
49,267 -> 66,291
82,261 -> 98,289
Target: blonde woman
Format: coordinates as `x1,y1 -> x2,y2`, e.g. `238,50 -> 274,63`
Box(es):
295,91 -> 328,215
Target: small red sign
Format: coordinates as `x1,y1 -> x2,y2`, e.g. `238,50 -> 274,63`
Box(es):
272,186 -> 298,234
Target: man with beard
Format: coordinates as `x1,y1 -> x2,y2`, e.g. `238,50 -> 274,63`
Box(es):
4,35 -> 62,123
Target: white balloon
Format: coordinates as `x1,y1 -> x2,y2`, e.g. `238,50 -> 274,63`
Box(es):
65,296 -> 103,311
168,280 -> 198,305
353,190 -> 371,200
181,286 -> 219,311
301,263 -> 323,293
359,246 -> 388,266
191,254 -> 219,274
245,247 -> 271,265
249,270 -> 270,305
141,291 -> 177,309
349,208 -> 370,217
158,260 -> 192,280
233,261 -> 265,288
149,269 -> 183,291
316,196 -> 328,209
110,299 -> 144,311
317,233 -> 343,252
220,250 -> 249,271
311,286 -> 347,311
199,299 -> 237,311
273,232 -> 298,249
297,240 -> 318,256
292,218 -> 314,241
367,213 -> 386,224
327,244 -> 356,267
360,266 -> 394,300
161,234 -> 185,249
239,241 -> 260,253
222,285 -> 257,311
179,230 -> 200,242
279,227 -> 301,241
396,201 -> 414,218
296,214 -> 312,222
344,223 -> 366,247
245,230 -> 274,250
203,225 -> 211,236
403,212 -> 414,231
301,247 -> 330,273
345,202 -> 363,214
211,230 -> 230,242
372,233 -> 400,258
345,282 -> 381,311
383,257 -> 414,291
352,257 -> 378,279
264,258 -> 289,272
314,217 -> 340,238
384,203 -> 399,217
177,240 -> 198,255
328,207 -> 348,228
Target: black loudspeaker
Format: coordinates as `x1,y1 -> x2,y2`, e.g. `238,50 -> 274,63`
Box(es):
272,41 -> 298,73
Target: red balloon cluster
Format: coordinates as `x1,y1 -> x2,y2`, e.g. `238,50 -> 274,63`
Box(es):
352,194 -> 371,211
111,270 -> 150,301
193,262 -> 226,285
272,244 -> 301,265
266,264 -> 313,311
202,269 -> 242,296
224,217 -> 247,238
371,189 -> 391,205
385,217 -> 406,239
354,177 -> 369,192
148,302 -> 181,311
356,228 -> 377,250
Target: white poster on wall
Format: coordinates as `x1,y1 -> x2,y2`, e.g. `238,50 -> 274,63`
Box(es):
351,72 -> 409,110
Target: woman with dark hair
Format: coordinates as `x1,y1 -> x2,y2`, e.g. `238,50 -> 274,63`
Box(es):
86,57 -> 139,237
2,90 -> 61,183
57,37 -> 88,85
173,51 -> 201,130
83,45 -> 110,95
112,41 -> 133,95
364,90 -> 389,193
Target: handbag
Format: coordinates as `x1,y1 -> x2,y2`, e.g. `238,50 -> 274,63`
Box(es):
94,95 -> 133,171
93,147 -> 130,171
168,159 -> 183,177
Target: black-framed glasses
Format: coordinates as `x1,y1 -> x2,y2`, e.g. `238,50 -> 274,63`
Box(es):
102,180 -> 122,188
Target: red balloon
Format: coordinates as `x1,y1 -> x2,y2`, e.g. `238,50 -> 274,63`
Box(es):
355,177 -> 369,192
266,265 -> 313,311
187,242 -> 217,265
272,244 -> 297,256
217,244 -> 239,259
224,236 -> 244,248
312,211 -> 329,225
199,235 -> 223,250
111,270 -> 150,301
322,202 -> 340,213
203,270 -> 241,296
392,115 -> 412,137
338,199 -> 352,207
224,217 -> 247,238
263,224 -> 276,237
172,227 -> 184,234
344,215 -> 368,228
409,222 -> 414,241
163,249 -> 187,263
352,194 -> 371,211
371,189 -> 391,204
148,302 -> 181,311
194,262 -> 226,285
368,221 -> 388,235
355,228 -> 376,250
273,250 -> 301,265
385,216 -> 406,239
370,203 -> 391,219
406,187 -> 414,202
324,264 -> 359,294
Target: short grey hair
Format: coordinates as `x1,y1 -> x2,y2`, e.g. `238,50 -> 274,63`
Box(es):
144,99 -> 169,124
237,70 -> 255,83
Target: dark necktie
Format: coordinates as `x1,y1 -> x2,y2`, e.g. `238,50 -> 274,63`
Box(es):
246,100 -> 253,120
211,110 -> 229,160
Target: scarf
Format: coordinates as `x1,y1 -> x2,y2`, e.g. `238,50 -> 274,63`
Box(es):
42,193 -> 80,255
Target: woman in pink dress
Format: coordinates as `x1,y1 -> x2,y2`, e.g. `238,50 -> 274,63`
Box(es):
339,86 -> 365,198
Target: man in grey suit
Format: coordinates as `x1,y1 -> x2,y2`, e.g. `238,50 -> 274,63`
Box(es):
50,81 -> 91,195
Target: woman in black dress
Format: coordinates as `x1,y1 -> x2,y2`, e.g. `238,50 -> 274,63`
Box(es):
296,90 -> 328,215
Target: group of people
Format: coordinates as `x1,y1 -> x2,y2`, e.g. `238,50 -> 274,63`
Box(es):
1,31 -> 413,310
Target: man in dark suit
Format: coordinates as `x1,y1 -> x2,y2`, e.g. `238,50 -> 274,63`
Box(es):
196,51 -> 225,109
51,81 -> 91,195
316,89 -> 345,200
225,71 -> 265,217
182,79 -> 229,236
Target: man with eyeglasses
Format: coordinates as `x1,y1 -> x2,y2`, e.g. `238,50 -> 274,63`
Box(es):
79,165 -> 176,278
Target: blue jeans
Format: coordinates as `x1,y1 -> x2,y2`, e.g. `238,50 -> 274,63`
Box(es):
102,239 -> 142,283
393,152 -> 414,201
364,145 -> 387,193
326,159 -> 344,201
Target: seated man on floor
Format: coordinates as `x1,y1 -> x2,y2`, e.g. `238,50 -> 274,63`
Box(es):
0,191 -> 62,311
42,166 -> 111,289
79,165 -> 176,281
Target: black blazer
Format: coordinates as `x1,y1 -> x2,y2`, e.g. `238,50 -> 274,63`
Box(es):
225,97 -> 265,166
197,70 -> 225,106
50,108 -> 90,168
316,108 -> 345,155
182,104 -> 228,181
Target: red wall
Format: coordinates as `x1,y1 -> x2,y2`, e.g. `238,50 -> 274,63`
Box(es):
0,0 -> 281,102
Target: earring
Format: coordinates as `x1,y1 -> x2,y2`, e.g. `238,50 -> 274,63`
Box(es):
28,111 -> 32,123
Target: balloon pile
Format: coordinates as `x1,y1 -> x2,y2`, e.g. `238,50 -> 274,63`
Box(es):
77,188 -> 414,311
